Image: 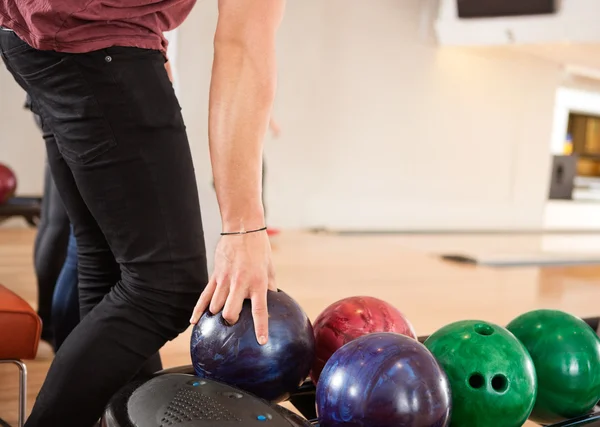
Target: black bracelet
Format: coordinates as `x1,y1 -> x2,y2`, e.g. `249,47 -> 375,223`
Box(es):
221,226 -> 268,236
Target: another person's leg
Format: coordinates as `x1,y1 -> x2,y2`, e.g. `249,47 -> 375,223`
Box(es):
51,228 -> 79,351
0,32 -> 207,427
33,161 -> 70,343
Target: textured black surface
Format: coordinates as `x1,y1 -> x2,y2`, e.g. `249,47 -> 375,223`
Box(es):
547,411 -> 600,427
102,374 -> 312,427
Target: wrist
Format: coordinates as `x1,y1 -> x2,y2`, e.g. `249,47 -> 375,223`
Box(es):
221,226 -> 267,236
221,208 -> 266,233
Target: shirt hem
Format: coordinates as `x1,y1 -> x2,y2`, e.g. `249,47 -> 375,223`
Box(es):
38,35 -> 167,56
0,12 -> 167,56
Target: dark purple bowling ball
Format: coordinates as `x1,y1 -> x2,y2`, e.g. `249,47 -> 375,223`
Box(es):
190,289 -> 315,403
317,332 -> 451,427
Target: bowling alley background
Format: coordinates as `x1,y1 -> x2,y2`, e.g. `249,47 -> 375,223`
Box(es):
5,1 -> 600,427
8,0 -> 600,235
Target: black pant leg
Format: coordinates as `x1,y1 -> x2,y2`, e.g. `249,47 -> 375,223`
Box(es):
1,31 -> 207,427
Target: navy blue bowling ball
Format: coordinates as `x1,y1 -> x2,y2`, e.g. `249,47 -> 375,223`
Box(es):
316,332 -> 451,427
190,289 -> 315,403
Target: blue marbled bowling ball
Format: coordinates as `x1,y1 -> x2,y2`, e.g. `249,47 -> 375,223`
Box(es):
190,289 -> 315,403
316,332 -> 451,427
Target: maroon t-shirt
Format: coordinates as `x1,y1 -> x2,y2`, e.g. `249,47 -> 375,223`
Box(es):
0,0 -> 195,54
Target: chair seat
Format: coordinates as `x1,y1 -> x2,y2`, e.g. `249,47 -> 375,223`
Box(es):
0,284 -> 41,360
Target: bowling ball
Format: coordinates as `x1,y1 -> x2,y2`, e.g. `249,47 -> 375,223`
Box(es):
507,309 -> 600,424
316,332 -> 451,427
190,289 -> 315,403
311,296 -> 416,383
0,163 -> 17,204
424,320 -> 537,427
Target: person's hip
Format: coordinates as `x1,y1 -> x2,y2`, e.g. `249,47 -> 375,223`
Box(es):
0,26 -> 31,58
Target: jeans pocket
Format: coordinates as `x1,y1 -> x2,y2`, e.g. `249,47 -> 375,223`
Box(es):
0,30 -> 33,57
2,40 -> 33,57
105,47 -> 184,130
17,55 -> 117,165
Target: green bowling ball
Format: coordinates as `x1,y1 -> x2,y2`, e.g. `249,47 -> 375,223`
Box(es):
424,320 -> 537,427
507,310 -> 600,424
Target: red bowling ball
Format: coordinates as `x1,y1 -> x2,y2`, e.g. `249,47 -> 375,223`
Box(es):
0,163 -> 16,204
311,296 -> 417,383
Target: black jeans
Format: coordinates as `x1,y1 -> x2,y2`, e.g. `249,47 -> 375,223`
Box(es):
0,30 -> 208,427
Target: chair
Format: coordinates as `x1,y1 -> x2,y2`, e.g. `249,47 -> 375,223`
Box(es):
0,284 -> 42,427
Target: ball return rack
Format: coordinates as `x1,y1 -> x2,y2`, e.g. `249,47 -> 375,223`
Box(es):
151,316 -> 600,427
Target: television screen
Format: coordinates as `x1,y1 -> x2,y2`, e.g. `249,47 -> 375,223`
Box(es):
457,0 -> 557,18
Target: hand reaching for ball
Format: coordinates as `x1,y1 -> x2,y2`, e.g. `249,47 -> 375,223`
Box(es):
189,231 -> 277,345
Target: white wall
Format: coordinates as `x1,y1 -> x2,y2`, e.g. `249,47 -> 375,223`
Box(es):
0,67 -> 45,195
178,0 -> 562,231
1,0 -> 564,232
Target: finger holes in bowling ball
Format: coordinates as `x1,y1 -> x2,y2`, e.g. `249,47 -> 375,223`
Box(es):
474,323 -> 494,336
468,373 -> 485,389
491,374 -> 508,393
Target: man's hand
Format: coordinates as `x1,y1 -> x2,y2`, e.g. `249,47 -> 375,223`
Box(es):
189,0 -> 285,345
165,60 -> 174,82
190,232 -> 277,345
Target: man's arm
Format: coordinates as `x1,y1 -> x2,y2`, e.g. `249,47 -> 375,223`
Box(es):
209,0 -> 283,228
190,0 -> 285,345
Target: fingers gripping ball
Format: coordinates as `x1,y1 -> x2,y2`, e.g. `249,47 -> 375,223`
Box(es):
190,230 -> 277,345
190,289 -> 315,403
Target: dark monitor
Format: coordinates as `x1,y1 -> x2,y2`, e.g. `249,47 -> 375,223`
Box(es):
457,0 -> 557,19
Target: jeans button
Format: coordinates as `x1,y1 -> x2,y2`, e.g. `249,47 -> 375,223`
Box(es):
105,55 -> 112,63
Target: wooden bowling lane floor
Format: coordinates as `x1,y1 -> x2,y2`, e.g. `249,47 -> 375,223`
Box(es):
3,228 -> 600,426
